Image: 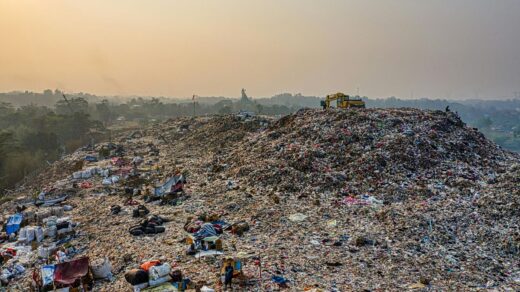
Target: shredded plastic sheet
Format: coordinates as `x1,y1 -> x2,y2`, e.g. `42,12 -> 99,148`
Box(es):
54,257 -> 89,285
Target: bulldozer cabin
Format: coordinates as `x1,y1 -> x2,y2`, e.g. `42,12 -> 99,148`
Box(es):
321,92 -> 366,109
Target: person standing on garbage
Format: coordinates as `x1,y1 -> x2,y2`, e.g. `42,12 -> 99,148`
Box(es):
224,264 -> 234,290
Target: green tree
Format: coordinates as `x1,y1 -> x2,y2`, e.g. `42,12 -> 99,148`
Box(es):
218,106 -> 232,115
513,127 -> 520,138
256,103 -> 264,114
55,97 -> 89,115
96,99 -> 112,126
476,117 -> 493,129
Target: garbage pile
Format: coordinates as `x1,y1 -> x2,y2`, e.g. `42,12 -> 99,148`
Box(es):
213,108 -> 520,291
125,259 -> 190,291
0,108 -> 518,291
0,202 -> 105,291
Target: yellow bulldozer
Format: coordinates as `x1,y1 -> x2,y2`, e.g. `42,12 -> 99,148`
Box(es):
320,92 -> 365,109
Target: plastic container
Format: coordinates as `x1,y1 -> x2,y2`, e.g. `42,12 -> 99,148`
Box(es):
149,263 -> 171,280
6,213 -> 23,235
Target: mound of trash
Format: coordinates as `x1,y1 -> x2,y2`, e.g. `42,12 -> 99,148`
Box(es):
0,108 -> 518,291
202,108 -> 520,290
223,108 -> 512,197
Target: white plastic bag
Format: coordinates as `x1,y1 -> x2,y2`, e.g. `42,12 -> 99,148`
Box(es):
201,286 -> 215,292
149,263 -> 171,280
148,275 -> 171,287
26,227 -> 35,242
35,226 -> 44,242
91,258 -> 113,279
45,226 -> 57,238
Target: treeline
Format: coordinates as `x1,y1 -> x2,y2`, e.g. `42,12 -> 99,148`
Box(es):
0,93 -> 300,192
0,102 -> 103,192
0,89 -> 102,108
0,90 -> 518,193
89,97 -> 297,124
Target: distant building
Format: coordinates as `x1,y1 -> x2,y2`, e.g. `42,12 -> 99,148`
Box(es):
240,88 -> 252,104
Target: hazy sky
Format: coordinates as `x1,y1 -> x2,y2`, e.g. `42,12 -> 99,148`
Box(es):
1,0 -> 519,99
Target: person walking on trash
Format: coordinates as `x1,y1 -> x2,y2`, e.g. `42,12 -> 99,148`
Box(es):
223,264 -> 234,291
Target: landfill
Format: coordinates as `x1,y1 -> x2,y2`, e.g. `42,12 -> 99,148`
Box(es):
1,108 -> 519,291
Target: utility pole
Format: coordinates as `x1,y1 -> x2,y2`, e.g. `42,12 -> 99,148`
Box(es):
192,95 -> 198,117
61,94 -> 74,114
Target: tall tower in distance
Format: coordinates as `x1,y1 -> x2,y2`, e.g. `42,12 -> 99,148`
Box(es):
240,88 -> 251,103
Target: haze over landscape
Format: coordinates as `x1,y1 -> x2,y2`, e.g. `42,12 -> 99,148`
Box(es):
1,0 -> 520,99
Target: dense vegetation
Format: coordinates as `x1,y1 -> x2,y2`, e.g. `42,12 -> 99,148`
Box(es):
0,90 -> 518,193
0,101 -> 103,192
0,91 -> 299,193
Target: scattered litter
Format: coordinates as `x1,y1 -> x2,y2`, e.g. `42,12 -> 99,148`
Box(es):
288,213 -> 308,222
1,109 -> 518,291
